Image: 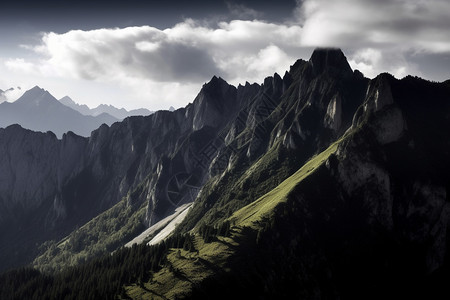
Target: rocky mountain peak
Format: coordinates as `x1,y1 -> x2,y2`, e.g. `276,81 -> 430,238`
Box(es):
15,86 -> 55,106
22,85 -> 45,96
192,76 -> 238,130
60,96 -> 76,105
201,76 -> 232,95
309,48 -> 353,78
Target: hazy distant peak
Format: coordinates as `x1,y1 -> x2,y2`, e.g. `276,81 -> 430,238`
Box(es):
94,103 -> 128,112
26,86 -> 46,96
60,96 -> 92,116
15,86 -> 56,106
60,96 -> 77,105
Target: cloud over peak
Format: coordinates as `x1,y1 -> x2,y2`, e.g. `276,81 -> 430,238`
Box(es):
299,0 -> 450,53
3,0 -> 450,109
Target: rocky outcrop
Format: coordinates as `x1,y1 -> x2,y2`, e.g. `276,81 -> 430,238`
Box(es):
309,48 -> 353,78
330,72 -> 450,279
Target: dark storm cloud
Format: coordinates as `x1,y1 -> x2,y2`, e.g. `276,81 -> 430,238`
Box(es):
31,26 -> 221,83
226,2 -> 264,19
132,41 -> 223,82
406,52 -> 450,82
0,0 -> 297,32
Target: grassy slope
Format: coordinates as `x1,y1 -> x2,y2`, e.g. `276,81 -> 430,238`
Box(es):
230,140 -> 339,228
125,139 -> 341,299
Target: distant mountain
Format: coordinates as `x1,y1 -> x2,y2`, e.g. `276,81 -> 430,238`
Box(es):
60,96 -> 153,119
59,96 -> 92,115
0,86 -> 118,138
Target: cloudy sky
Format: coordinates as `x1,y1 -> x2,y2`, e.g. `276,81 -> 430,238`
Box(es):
1,0 -> 449,110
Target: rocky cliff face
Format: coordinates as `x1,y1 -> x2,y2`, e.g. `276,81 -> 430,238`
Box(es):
0,74 -> 260,271
0,49 -> 378,271
168,55 -> 450,300
255,73 -> 450,298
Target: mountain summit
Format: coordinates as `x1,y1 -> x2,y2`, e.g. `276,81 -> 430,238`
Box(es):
14,86 -> 51,106
309,47 -> 353,77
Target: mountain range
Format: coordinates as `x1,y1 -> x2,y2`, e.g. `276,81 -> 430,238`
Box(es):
0,48 -> 449,299
0,87 -> 119,138
0,87 -> 154,138
59,96 -> 154,119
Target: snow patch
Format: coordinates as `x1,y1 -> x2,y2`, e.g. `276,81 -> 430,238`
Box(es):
125,203 -> 193,247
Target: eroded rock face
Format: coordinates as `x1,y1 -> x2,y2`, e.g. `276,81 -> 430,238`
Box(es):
0,126 -> 73,211
0,49 -> 368,264
324,94 -> 342,131
329,73 -> 450,280
0,74 -> 258,271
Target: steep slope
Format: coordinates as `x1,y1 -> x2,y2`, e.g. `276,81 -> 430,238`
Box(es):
2,49 -> 367,273
29,49 -> 369,275
0,86 -> 118,137
0,76 -> 260,272
175,48 -> 367,233
124,137 -> 342,299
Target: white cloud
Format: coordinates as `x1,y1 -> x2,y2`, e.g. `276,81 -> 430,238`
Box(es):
299,0 -> 450,52
0,86 -> 25,102
244,45 -> 292,81
299,0 -> 450,78
5,58 -> 37,74
28,20 -> 303,85
4,19 -> 303,109
2,0 -> 450,109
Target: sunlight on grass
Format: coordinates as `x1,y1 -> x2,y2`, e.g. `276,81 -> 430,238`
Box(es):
230,140 -> 339,228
